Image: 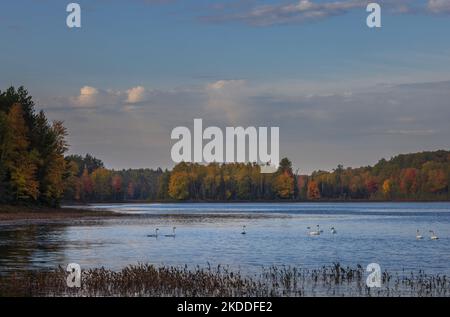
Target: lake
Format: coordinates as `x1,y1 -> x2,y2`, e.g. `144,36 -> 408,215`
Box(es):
1,202 -> 449,276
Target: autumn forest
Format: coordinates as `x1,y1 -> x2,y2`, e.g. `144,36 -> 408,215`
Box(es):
1,87 -> 449,207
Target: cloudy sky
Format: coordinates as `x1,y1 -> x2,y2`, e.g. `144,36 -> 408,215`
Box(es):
1,0 -> 450,173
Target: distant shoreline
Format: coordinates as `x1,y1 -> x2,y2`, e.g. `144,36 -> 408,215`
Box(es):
2,200 -> 449,224
68,199 -> 450,204
0,204 -> 125,223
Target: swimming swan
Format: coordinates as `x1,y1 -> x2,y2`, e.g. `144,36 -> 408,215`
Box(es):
307,225 -> 321,236
147,228 -> 159,238
429,230 -> 439,240
416,229 -> 423,240
165,227 -> 177,238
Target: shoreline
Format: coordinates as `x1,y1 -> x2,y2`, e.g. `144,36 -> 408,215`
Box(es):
2,200 -> 449,224
0,204 -> 125,223
68,199 -> 450,204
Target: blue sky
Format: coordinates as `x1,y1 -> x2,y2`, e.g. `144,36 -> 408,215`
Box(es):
1,0 -> 450,172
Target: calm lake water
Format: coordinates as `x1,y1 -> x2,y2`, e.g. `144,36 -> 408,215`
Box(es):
1,203 -> 450,276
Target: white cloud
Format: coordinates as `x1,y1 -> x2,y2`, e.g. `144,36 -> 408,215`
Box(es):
205,80 -> 248,123
207,79 -> 246,90
427,0 -> 450,13
76,86 -> 99,106
202,0 -> 369,26
202,0 -> 450,26
384,129 -> 437,136
70,85 -> 149,110
71,86 -> 125,109
126,86 -> 146,104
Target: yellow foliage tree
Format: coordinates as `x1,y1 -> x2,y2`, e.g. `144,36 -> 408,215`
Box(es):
91,168 -> 112,200
273,171 -> 294,199
307,180 -> 320,200
168,171 -> 190,200
382,179 -> 392,198
4,103 -> 39,200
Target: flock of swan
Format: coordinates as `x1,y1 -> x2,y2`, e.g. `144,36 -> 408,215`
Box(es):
148,225 -> 247,238
306,224 -> 336,236
147,225 -> 440,240
416,229 -> 439,240
147,227 -> 177,238
305,225 -> 439,240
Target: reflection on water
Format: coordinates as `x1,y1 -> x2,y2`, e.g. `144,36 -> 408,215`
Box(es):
0,225 -> 68,273
1,203 -> 450,275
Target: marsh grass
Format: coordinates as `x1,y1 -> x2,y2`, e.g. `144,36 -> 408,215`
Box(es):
0,263 -> 449,297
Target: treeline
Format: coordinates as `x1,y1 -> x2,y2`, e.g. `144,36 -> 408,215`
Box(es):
63,156 -> 297,202
303,150 -> 450,201
63,154 -> 164,202
0,87 -> 68,207
165,158 -> 296,201
65,151 -> 450,203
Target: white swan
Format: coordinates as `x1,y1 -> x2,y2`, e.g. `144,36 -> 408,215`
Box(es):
416,229 -> 423,240
330,227 -> 337,234
241,225 -> 247,235
429,230 -> 439,240
308,225 -> 321,236
165,227 -> 176,238
147,228 -> 159,238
